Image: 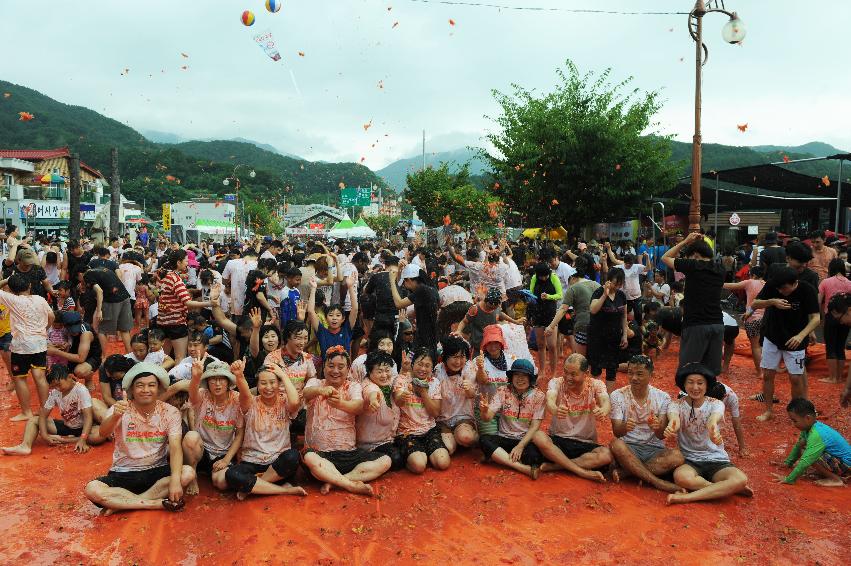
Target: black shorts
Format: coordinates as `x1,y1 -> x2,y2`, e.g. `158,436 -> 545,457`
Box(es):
96,464 -> 172,494
396,425 -> 446,459
368,441 -> 405,470
479,434 -> 543,466
53,419 -> 83,437
824,314 -> 850,360
307,448 -> 387,475
685,459 -> 733,481
11,351 -> 47,377
557,316 -> 574,336
290,408 -> 307,436
723,324 -> 740,346
550,436 -> 600,460
531,301 -> 557,328
197,449 -> 229,475
159,324 -> 189,341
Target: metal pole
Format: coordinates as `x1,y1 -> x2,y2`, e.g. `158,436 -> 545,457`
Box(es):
109,148 -> 120,239
688,2 -> 705,233
714,174 -> 719,238
422,130 -> 426,171
235,178 -> 240,242
836,160 -> 843,233
69,154 -> 81,239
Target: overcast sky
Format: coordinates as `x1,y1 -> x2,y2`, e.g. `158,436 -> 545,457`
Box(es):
3,0 -> 849,169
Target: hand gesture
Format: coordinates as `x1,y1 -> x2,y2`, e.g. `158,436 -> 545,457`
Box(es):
230,359 -> 246,376
209,283 -> 222,302
664,417 -> 680,439
709,424 -> 723,445
113,399 -> 129,416
367,395 -> 381,413
296,300 -> 307,320
401,351 -> 411,374
647,412 -> 663,432
461,377 -> 474,394
404,385 -> 417,406
509,443 -> 524,463
250,307 -> 262,329
328,388 -> 343,407
685,232 -> 704,243
772,298 -> 792,310
591,405 -> 607,419
476,354 -> 485,370
556,404 -> 570,420
308,275 -> 318,290
265,362 -> 287,380
625,417 -> 637,432
191,359 -> 204,380
74,438 -> 90,453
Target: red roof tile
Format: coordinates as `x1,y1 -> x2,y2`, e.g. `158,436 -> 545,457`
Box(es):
0,147 -> 104,178
0,147 -> 70,160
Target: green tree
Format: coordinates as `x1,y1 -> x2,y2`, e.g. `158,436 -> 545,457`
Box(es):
404,164 -> 499,228
482,60 -> 679,231
362,214 -> 401,239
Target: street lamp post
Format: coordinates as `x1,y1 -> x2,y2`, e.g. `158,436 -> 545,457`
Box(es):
223,165 -> 255,242
688,0 -> 746,232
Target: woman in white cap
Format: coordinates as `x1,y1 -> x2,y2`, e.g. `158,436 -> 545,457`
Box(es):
84,362 -> 196,514
181,360 -> 245,495
224,360 -> 307,499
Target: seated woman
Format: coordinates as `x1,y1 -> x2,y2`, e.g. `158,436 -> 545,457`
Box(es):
474,325 -> 517,438
224,360 -> 307,499
302,347 -> 392,496
355,351 -> 404,470
350,330 -> 398,383
181,360 -> 245,495
665,362 -> 752,505
479,359 -> 545,479
436,335 -> 479,454
394,348 -> 451,473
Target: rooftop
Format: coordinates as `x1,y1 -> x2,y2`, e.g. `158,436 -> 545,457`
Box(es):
0,147 -> 105,178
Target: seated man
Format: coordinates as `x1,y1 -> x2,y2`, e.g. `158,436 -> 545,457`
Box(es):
2,365 -> 107,456
773,398 -> 851,487
665,363 -> 752,505
84,363 -> 195,513
533,353 -> 611,482
609,355 -> 684,492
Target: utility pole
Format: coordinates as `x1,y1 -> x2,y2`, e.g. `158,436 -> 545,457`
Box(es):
69,154 -> 81,239
109,148 -> 120,238
422,130 -> 426,171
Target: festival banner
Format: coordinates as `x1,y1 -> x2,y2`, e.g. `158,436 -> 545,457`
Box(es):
162,203 -> 171,230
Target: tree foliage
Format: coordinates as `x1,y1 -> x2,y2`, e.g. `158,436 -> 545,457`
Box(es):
482,61 -> 680,231
362,214 -> 401,239
404,164 -> 500,228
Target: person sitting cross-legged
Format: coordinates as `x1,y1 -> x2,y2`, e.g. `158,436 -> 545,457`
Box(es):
665,363 -> 753,505
479,358 -> 545,479
533,353 -> 611,482
84,363 -> 195,514
608,355 -> 685,493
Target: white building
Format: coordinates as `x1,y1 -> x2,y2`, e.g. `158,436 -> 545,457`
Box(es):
169,198 -> 238,242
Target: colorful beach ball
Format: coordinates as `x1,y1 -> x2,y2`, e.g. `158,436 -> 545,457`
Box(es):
241,10 -> 255,26
266,0 -> 282,13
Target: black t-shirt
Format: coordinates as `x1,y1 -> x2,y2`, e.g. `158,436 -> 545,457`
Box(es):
364,272 -> 397,319
766,264 -> 819,294
71,325 -> 102,362
755,280 -> 819,351
98,365 -> 124,401
674,258 -> 724,327
10,265 -> 48,298
589,286 -> 627,329
83,268 -> 130,303
760,246 -> 787,269
410,284 -> 439,346
66,251 -> 92,278
79,287 -> 97,324
89,257 -> 119,271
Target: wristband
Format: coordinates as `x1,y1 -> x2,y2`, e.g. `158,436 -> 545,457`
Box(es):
80,433 -> 89,440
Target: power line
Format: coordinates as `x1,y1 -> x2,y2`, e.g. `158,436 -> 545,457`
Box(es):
404,0 -> 688,15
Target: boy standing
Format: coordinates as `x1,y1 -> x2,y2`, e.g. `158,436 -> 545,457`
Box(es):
751,267 -> 820,422
774,398 -> 851,487
0,273 -> 54,421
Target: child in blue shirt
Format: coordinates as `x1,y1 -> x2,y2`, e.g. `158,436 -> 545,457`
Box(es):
775,398 -> 851,487
279,267 -> 302,325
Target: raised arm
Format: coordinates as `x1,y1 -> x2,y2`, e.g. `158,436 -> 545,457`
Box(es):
232,359 -> 254,414
661,232 -> 703,269
209,284 -> 237,334
305,277 -> 320,332
388,266 -> 413,309
188,359 -> 204,406
248,308 -> 262,358
346,274 -> 359,328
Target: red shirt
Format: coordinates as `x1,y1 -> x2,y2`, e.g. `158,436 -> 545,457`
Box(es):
157,271 -> 191,326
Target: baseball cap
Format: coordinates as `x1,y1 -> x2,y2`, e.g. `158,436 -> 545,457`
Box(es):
399,264 -> 420,281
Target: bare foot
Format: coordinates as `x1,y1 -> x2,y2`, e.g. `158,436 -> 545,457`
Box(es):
345,481 -> 374,496
814,478 -> 845,487
236,491 -> 248,501
610,467 -> 621,483
737,485 -> 755,497
583,471 -> 607,483
1,444 -> 32,456
319,483 -> 333,495
818,378 -> 841,384
539,462 -> 559,473
666,492 -> 688,505
186,479 -> 199,496
657,481 -> 683,494
529,466 -> 540,480
10,413 -> 33,422
756,412 -> 773,422
101,508 -> 116,516
283,486 -> 307,496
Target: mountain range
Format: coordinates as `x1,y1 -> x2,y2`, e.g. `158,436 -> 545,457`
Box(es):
0,79 -> 846,219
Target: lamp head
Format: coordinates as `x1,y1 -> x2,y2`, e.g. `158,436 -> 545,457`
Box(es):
249,170 -> 256,178
222,178 -> 230,186
721,13 -> 746,44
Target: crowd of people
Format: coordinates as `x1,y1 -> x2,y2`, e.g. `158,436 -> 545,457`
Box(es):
0,225 -> 849,514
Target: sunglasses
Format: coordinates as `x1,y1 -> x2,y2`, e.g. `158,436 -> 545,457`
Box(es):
403,331 -> 414,336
